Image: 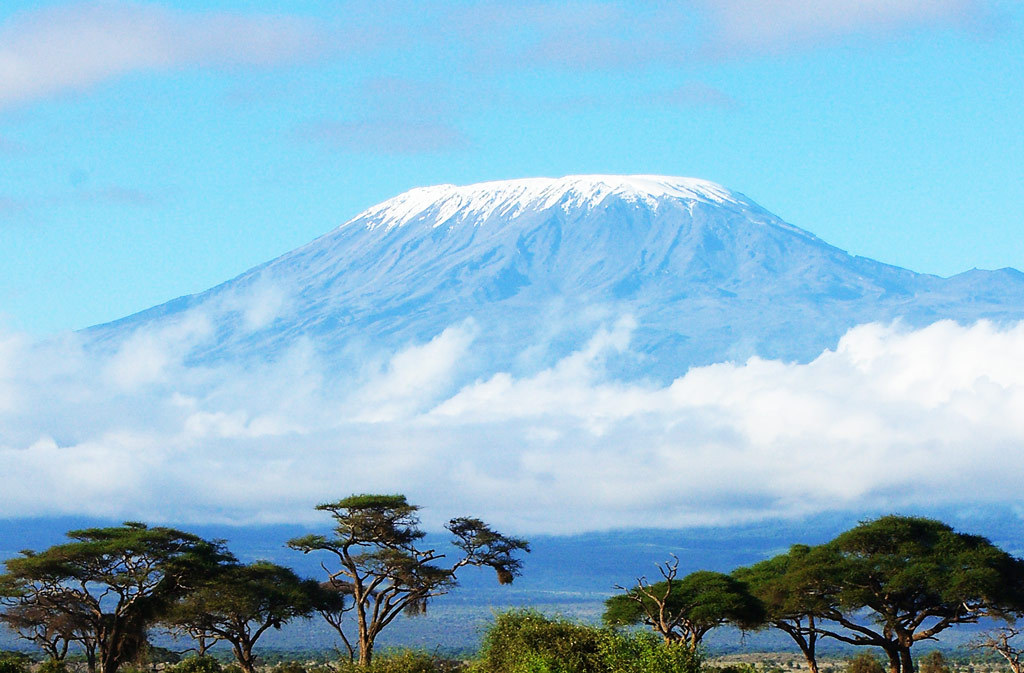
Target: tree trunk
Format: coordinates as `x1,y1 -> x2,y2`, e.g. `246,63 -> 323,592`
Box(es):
884,647 -> 902,673
85,643 -> 97,673
899,648 -> 915,673
358,635 -> 374,667
232,641 -> 256,673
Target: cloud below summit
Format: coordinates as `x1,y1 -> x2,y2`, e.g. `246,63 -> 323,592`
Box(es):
1,313 -> 1023,533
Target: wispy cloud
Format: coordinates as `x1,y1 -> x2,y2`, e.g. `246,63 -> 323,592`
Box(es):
2,307 -> 1024,533
700,0 -> 988,54
448,0 -> 993,70
0,2 -> 326,110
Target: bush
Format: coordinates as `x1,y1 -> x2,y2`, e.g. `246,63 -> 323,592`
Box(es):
472,609 -> 606,673
0,658 -> 28,673
334,650 -> 463,673
847,653 -> 886,673
707,665 -> 758,673
471,609 -> 701,673
274,664 -> 307,673
37,661 -> 69,673
169,657 -> 223,673
919,652 -> 951,673
599,631 -> 701,673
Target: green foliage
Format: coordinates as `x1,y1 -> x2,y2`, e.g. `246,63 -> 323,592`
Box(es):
604,570 -> 764,646
168,656 -> 224,673
472,609 -> 701,673
335,649 -> 463,673
474,609 -> 606,673
0,522 -> 232,673
733,544 -> 832,621
706,664 -> 758,673
918,652 -> 951,673
846,653 -> 886,673
272,662 -> 308,673
829,516 -> 1024,617
36,660 -> 69,673
0,658 -> 28,673
290,493 -> 529,666
598,631 -> 702,673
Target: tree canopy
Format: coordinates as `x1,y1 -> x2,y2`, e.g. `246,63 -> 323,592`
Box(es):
740,515 -> 1024,673
733,544 -> 835,673
165,561 -> 322,673
604,559 -> 764,649
288,493 -> 530,665
0,523 -> 230,673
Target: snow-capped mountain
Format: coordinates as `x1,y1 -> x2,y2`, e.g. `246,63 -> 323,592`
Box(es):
88,175 -> 1024,378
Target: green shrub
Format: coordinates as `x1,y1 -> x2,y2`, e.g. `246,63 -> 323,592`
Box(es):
919,652 -> 951,673
37,661 -> 69,673
0,658 -> 28,673
471,609 -> 701,673
707,665 -> 758,673
847,653 -> 886,673
273,663 -> 308,673
333,649 -> 462,673
472,609 -> 606,673
599,631 -> 701,673
169,657 -> 223,673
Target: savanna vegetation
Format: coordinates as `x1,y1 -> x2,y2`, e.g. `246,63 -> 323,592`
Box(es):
1,509 -> 1023,673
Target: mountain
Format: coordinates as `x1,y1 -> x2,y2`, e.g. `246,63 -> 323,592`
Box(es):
88,174 -> 1024,378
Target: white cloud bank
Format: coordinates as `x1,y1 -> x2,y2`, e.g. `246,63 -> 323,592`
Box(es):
0,2 -> 323,109
1,315 -> 1023,534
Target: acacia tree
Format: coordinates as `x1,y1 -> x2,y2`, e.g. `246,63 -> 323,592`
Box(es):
733,544 -> 835,673
0,583 -> 93,662
288,494 -> 530,666
972,625 -> 1024,673
603,557 -> 765,649
165,561 -> 322,673
806,516 -> 1024,673
0,523 -> 229,673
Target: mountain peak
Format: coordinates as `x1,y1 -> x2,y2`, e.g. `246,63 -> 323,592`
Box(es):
352,174 -> 746,231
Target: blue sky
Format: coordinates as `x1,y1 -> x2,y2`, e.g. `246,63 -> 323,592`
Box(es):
2,0 -> 1024,335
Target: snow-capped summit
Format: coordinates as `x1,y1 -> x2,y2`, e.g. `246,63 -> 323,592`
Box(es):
354,175 -> 746,231
89,175 -> 1024,378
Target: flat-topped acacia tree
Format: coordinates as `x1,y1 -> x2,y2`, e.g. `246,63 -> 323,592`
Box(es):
0,523 -> 229,673
164,561 -> 323,673
733,544 -> 835,673
604,557 -> 765,649
288,494 -> 530,666
799,516 -> 1024,673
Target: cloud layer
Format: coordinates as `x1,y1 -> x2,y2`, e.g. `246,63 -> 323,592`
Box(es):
0,2 -> 323,110
2,307 -> 1023,534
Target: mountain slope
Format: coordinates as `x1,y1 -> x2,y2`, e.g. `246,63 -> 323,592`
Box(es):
88,175 -> 1024,378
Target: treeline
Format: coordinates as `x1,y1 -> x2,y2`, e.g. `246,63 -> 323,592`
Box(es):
0,495 -> 527,671
2,503 -> 1024,673
601,515 -> 1024,673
